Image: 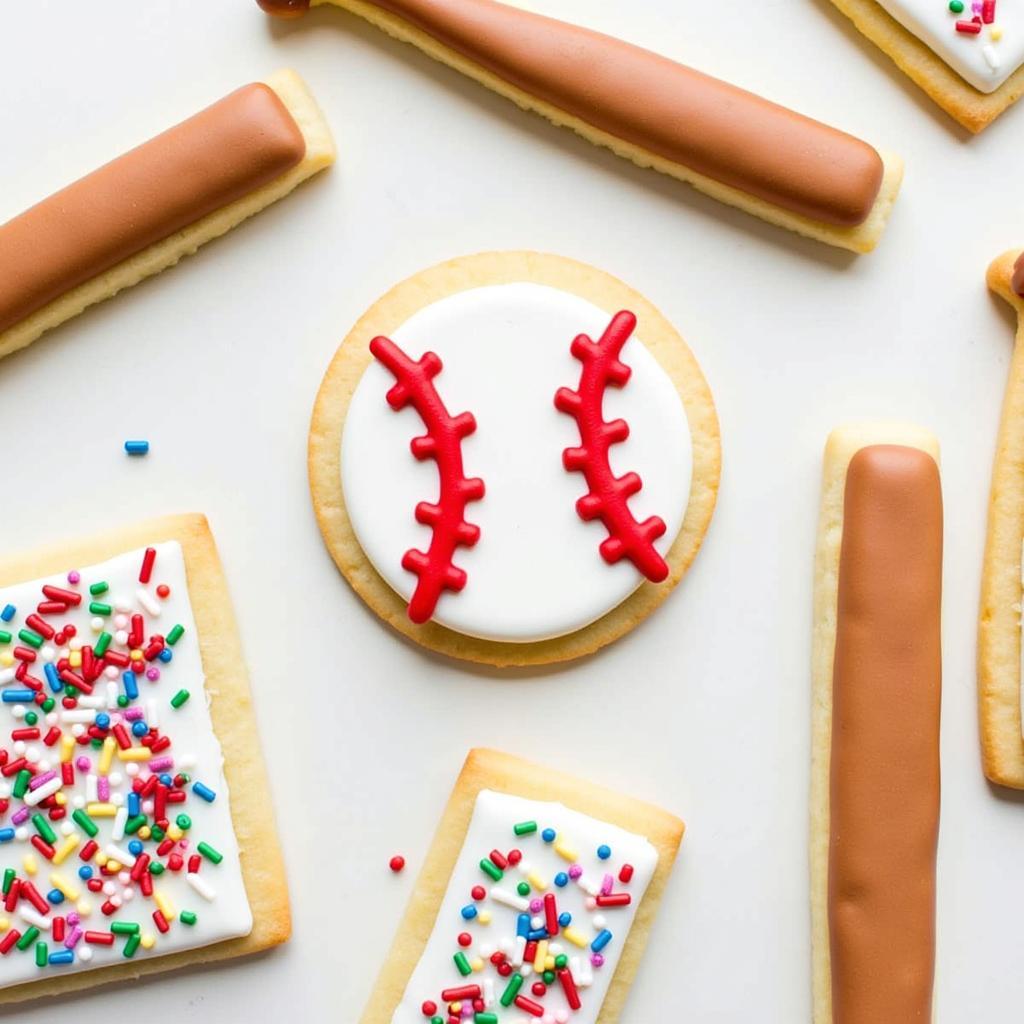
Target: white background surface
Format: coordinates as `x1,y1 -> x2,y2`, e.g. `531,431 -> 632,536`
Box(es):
0,0 -> 1021,1019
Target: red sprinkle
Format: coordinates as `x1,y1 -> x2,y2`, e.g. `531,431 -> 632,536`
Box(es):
42,585 -> 81,606
84,930 -> 115,946
619,863 -> 634,884
983,0 -> 996,23
139,547 -> 157,584
440,985 -> 481,1002
956,19 -> 983,32
596,892 -> 632,907
457,932 -> 472,947
389,855 -> 406,873
0,929 -> 20,955
514,995 -> 545,1017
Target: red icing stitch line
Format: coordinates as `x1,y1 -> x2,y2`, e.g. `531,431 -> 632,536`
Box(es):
554,311 -> 670,583
369,336 -> 485,623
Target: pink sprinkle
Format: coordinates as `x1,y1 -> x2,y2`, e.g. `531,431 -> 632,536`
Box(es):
64,926 -> 83,949
148,756 -> 173,772
529,898 -> 543,913
123,707 -> 144,721
75,756 -> 91,771
568,864 -> 583,880
28,770 -> 57,790
591,953 -> 605,968
67,571 -> 80,585
600,873 -> 614,896
97,777 -> 110,802
11,807 -> 29,826
146,668 -> 160,682
67,912 -> 80,927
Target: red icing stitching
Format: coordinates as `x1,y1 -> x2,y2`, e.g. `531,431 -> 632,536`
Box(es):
370,336 -> 485,623
554,310 -> 669,583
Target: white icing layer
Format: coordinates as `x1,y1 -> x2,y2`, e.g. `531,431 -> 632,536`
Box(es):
392,790 -> 658,1024
341,283 -> 693,642
0,543 -> 251,989
877,0 -> 1024,92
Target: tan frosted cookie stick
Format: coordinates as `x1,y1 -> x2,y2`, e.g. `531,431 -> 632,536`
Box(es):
978,251 -> 1024,787
810,425 -> 941,1024
0,70 -> 334,361
0,515 -> 289,1003
361,748 -> 683,1023
827,0 -> 1024,133
257,0 -> 901,252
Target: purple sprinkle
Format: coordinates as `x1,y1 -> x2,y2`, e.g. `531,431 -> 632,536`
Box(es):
146,668 -> 160,682
75,756 -> 91,771
568,864 -> 583,880
67,912 -> 80,927
65,926 -> 83,949
123,707 -> 144,721
28,770 -> 57,790
67,571 -> 80,585
591,953 -> 605,968
600,873 -> 614,896
11,807 -> 29,826
97,777 -> 110,802
148,756 -> 173,772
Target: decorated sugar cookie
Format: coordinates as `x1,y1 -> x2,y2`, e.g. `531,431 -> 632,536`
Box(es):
256,0 -> 902,252
810,425 -> 942,1022
308,252 -> 720,667
359,748 -> 683,1024
978,250 -> 1024,788
0,516 -> 288,1003
828,0 -> 1024,131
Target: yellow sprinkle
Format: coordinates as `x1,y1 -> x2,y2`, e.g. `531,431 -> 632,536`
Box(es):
98,736 -> 116,775
60,734 -> 75,764
471,957 -> 484,972
50,873 -> 80,901
167,824 -> 183,842
53,835 -> 80,866
563,926 -> 589,948
54,792 -> 67,807
554,839 -> 578,862
86,803 -> 117,818
106,860 -> 123,873
94,853 -> 108,868
477,910 -> 491,925
138,826 -> 152,840
153,891 -> 176,921
140,933 -> 156,950
0,653 -> 12,668
22,855 -> 37,877
76,899 -> 91,916
545,955 -> 556,971
526,871 -> 548,892
130,649 -> 143,662
992,26 -> 1003,40
533,939 -> 548,973
117,748 -> 151,763
69,652 -> 81,669
0,917 -> 8,933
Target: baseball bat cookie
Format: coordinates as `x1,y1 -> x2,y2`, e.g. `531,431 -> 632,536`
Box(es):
0,516 -> 289,1002
810,425 -> 942,1023
978,250 -> 1024,787
826,0 -> 1024,132
309,251 -> 720,667
361,748 -> 683,1024
257,0 -> 902,252
0,70 -> 334,361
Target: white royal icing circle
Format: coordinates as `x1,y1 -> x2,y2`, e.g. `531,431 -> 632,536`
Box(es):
341,283 -> 693,643
877,0 -> 1024,92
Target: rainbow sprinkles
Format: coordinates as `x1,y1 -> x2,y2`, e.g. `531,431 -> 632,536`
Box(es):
0,542 -> 250,988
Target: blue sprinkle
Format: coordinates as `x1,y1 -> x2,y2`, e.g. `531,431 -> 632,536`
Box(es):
558,911 -> 572,927
122,672 -> 139,701
541,828 -> 556,843
554,872 -> 569,888
526,928 -> 549,941
48,949 -> 74,965
124,440 -> 150,456
127,793 -> 140,817
47,889 -> 65,905
158,648 -> 172,663
0,605 -> 14,623
597,844 -> 612,860
2,689 -> 36,703
0,828 -> 15,843
78,866 -> 93,880
159,773 -> 173,787
131,721 -> 147,738
591,929 -> 613,953
44,663 -> 62,694
95,713 -> 110,730
192,781 -> 216,803
128,839 -> 143,856
516,913 -> 531,938
461,904 -> 478,921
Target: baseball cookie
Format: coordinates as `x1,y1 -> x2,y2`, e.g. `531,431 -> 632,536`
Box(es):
0,70 -> 334,361
0,515 -> 289,1002
308,251 -> 720,667
257,0 -> 902,252
978,250 -> 1024,788
827,0 -> 1024,131
360,748 -> 683,1024
810,425 -> 942,1023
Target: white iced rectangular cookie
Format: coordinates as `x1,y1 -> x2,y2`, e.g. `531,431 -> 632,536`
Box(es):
0,542 -> 251,987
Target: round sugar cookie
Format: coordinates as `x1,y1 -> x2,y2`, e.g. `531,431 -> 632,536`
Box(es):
308,251 -> 720,666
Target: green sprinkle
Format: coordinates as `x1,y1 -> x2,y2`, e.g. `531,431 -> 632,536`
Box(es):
34,940 -> 47,968
93,632 -> 112,657
175,814 -> 191,831
24,711 -> 37,726
949,0 -> 964,10
513,821 -> 537,837
89,602 -> 112,617
500,972 -> 524,1007
16,926 -> 39,951
453,951 -> 472,977
32,814 -> 56,845
13,770 -> 31,800
0,631 -> 10,645
17,629 -> 43,650
149,861 -> 165,876
73,809 -> 98,838
89,582 -> 109,596
479,858 -> 503,882
166,624 -> 185,646
116,695 -> 129,708
122,933 -> 141,958
170,689 -> 190,709
554,954 -> 568,970
542,969 -> 555,984
431,1018 -> 444,1024
41,697 -> 55,713
110,921 -> 140,935
179,910 -> 197,926
197,841 -> 222,865
516,881 -> 530,897
474,1015 -> 498,1024
150,826 -> 166,843
2,868 -> 15,895
124,814 -> 148,835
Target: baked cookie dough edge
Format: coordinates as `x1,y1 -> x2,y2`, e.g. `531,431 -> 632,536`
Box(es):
315,0 -> 900,252
826,0 -> 1024,133
0,68 -> 336,361
0,513 -> 290,1005
358,747 -> 684,1024
308,250 -> 722,668
979,250 -> 1024,788
809,422 -> 939,1024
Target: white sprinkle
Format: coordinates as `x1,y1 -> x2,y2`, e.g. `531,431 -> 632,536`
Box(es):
146,699 -> 159,730
78,946 -> 93,962
106,681 -> 119,707
19,907 -> 52,931
105,843 -> 136,867
983,43 -> 1001,71
111,807 -> 128,842
136,589 -> 160,617
490,886 -> 530,912
186,872 -> 216,902
0,669 -> 15,686
483,978 -> 494,1008
85,775 -> 98,803
24,776 -> 62,806
511,934 -> 527,967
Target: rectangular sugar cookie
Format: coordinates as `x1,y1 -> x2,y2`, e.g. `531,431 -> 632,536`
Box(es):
361,748 -> 683,1023
0,514 -> 288,1003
